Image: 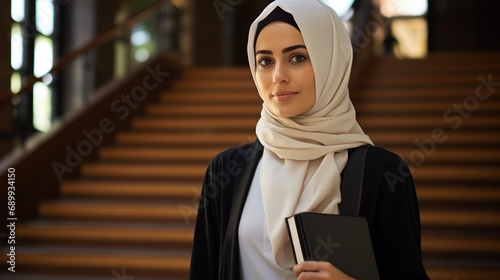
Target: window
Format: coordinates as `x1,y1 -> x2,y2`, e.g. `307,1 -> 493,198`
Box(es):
380,0 -> 428,58
10,0 -> 56,133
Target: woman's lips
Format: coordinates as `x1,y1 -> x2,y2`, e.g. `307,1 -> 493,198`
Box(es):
272,91 -> 298,102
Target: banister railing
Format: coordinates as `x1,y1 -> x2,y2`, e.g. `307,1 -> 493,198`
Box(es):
1,0 -> 182,152
2,1 -> 166,104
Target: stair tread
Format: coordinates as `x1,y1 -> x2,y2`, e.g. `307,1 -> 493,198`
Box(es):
412,165 -> 500,181
147,104 -> 262,115
80,162 -> 207,179
115,131 -> 256,145
426,267 -> 500,280
99,146 -> 223,161
160,92 -> 260,103
353,88 -> 500,99
422,235 -> 500,253
15,246 -> 190,270
394,148 -> 500,163
131,117 -> 258,130
355,100 -> 500,113
417,186 -> 500,202
420,209 -> 500,227
17,221 -> 194,242
39,199 -> 198,220
61,180 -> 201,197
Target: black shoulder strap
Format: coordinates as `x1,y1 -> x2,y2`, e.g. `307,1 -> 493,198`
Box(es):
340,145 -> 370,216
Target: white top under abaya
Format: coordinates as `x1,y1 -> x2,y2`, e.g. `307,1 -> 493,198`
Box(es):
238,160 -> 296,280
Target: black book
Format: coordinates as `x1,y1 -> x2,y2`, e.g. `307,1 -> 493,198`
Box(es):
285,212 -> 380,280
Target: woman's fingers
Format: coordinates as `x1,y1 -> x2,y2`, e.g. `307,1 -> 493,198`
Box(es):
293,261 -> 355,280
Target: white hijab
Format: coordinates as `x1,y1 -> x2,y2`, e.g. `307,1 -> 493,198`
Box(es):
247,0 -> 373,268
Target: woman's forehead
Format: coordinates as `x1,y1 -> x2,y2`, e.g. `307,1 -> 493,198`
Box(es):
255,21 -> 306,52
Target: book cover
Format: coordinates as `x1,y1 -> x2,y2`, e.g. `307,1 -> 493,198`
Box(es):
285,212 -> 379,280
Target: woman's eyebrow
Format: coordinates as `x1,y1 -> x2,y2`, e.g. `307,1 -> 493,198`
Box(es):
255,49 -> 272,55
282,44 -> 306,54
255,44 -> 307,56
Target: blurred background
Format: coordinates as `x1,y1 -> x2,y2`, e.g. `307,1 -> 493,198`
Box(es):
0,0 -> 499,279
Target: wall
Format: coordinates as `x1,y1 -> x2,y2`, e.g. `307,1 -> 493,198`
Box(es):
192,0 -> 270,66
0,2 -> 12,157
428,0 -> 500,52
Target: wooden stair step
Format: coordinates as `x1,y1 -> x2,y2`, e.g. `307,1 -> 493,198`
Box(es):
392,148 -> 500,164
115,131 -> 256,146
99,147 -> 223,162
412,166 -> 500,182
425,267 -> 500,280
372,58 -> 500,72
355,100 -> 500,115
422,236 -> 500,253
131,117 -> 258,131
382,51 -> 500,63
15,247 -> 190,273
420,209 -> 500,227
172,79 -> 256,90
359,75 -> 497,87
39,200 -> 197,221
368,63 -> 500,76
159,92 -> 259,103
17,221 -> 194,244
146,104 -> 262,116
353,88 -> 500,100
61,181 -> 200,198
359,116 -> 499,130
420,51 -> 500,59
417,186 -> 500,203
80,163 -> 206,179
368,131 -> 500,147
183,67 -> 252,79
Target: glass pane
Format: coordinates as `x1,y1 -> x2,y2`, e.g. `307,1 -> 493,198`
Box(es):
321,0 -> 355,17
131,25 -> 151,46
131,24 -> 153,64
381,0 -> 428,17
11,23 -> 23,70
134,48 -> 150,62
391,18 -> 427,58
34,35 -> 53,77
11,72 -> 21,94
11,0 -> 25,22
33,82 -> 52,132
36,0 -> 54,36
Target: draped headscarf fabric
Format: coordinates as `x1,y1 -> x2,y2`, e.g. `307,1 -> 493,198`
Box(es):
247,0 -> 373,268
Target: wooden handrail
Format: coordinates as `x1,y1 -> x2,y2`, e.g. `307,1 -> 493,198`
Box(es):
1,0 -> 174,105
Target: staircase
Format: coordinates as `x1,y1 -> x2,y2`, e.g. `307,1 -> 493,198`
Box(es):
3,52 -> 500,279
6,68 -> 261,279
352,52 -> 500,279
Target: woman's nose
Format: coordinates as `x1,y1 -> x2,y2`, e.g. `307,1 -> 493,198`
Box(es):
273,62 -> 290,85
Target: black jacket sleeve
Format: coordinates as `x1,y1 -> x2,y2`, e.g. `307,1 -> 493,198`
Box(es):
189,157 -> 221,280
359,147 -> 429,279
189,141 -> 262,280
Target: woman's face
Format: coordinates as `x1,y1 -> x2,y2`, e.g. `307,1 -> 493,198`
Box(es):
255,21 -> 315,118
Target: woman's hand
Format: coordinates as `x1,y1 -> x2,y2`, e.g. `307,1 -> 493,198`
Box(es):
293,261 -> 355,280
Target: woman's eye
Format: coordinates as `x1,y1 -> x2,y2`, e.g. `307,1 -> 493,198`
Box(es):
258,58 -> 273,67
291,55 -> 307,63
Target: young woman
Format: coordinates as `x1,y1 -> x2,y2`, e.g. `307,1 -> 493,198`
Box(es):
189,0 -> 429,279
